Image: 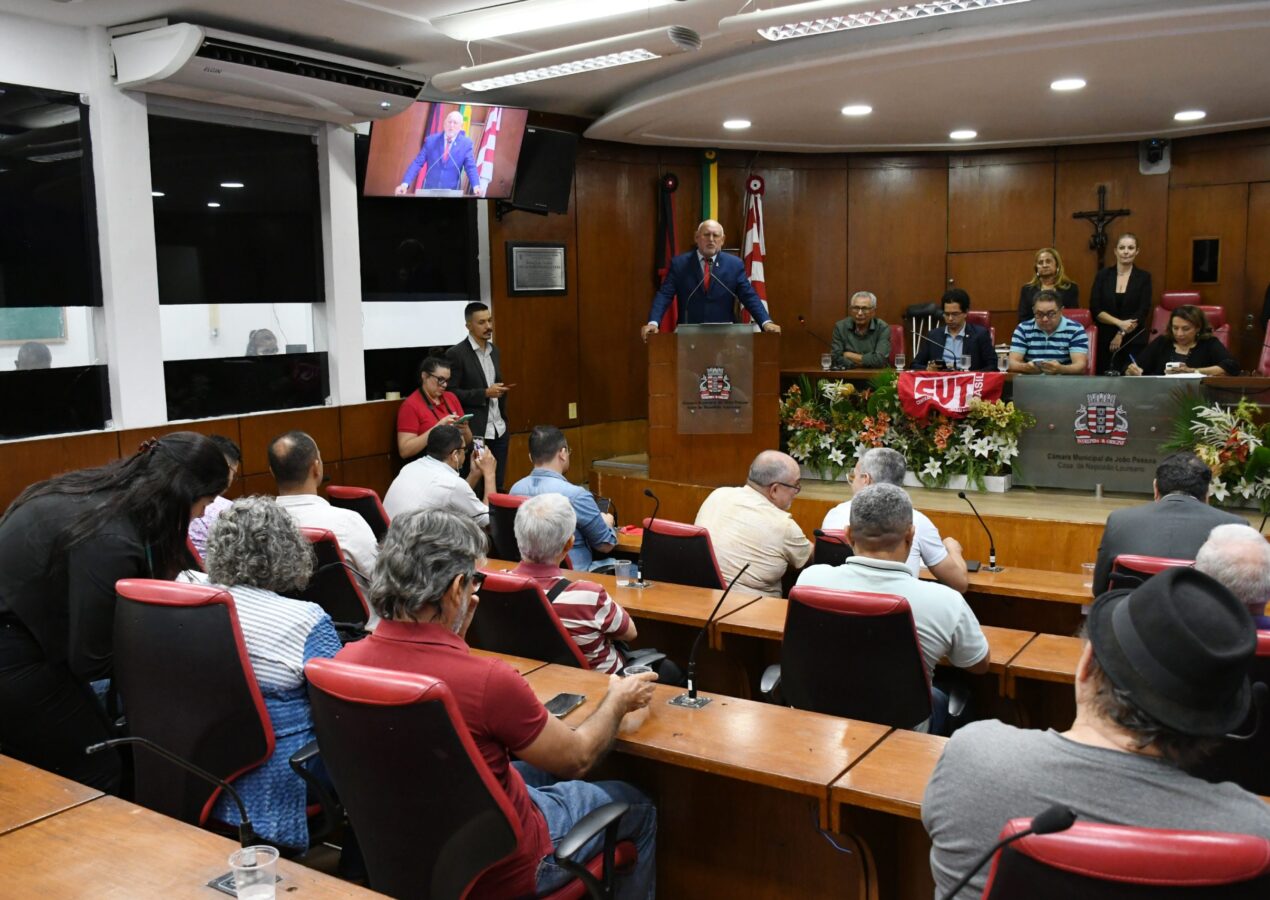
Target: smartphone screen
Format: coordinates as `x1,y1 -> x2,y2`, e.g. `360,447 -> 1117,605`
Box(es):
544,692 -> 586,718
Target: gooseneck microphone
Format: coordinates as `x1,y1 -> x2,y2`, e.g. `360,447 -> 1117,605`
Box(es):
1104,322 -> 1147,376
669,563 -> 750,709
87,735 -> 260,846
797,315 -> 833,350
938,805 -> 1076,900
643,488 -> 660,535
957,490 -> 1002,572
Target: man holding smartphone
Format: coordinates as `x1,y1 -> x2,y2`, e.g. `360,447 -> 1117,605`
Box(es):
447,302 -> 512,493
383,425 -> 494,525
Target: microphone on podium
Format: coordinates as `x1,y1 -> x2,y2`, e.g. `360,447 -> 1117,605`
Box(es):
958,490 -> 1002,572
939,805 -> 1076,900
669,563 -> 750,709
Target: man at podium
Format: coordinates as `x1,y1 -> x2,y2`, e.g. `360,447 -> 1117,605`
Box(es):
641,219 -> 781,340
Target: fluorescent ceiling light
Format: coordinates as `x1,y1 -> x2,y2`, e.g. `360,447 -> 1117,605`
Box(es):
1050,78 -> 1086,91
1174,109 -> 1206,121
719,0 -> 1033,42
207,202 -> 221,208
432,0 -> 682,42
220,181 -> 244,188
949,129 -> 977,140
841,104 -> 872,116
431,26 -> 700,93
151,191 -> 165,197
723,119 -> 751,130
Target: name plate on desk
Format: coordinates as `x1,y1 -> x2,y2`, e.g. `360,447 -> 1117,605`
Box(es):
676,325 -> 754,434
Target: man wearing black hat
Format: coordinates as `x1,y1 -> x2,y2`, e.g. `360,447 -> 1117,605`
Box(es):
922,567 -> 1270,899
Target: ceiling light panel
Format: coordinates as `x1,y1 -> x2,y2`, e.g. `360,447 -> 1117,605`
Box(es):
719,0 -> 1033,42
433,0 -> 681,42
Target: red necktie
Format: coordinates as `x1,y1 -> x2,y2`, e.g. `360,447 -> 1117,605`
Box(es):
703,257 -> 712,291
443,139 -> 452,162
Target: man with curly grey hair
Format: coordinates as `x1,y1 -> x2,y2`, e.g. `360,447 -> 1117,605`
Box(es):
337,509 -> 659,899
204,496 -> 341,849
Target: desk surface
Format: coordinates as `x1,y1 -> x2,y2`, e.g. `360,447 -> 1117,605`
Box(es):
830,729 -> 947,822
469,648 -> 549,675
521,664 -> 890,801
1004,633 -> 1083,695
0,755 -> 102,835
958,567 -> 1090,606
0,794 -> 379,897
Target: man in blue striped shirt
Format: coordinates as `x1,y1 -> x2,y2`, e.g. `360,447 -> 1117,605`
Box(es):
1007,290 -> 1089,374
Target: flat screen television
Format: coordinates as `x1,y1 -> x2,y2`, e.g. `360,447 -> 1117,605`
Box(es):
364,101 -> 528,199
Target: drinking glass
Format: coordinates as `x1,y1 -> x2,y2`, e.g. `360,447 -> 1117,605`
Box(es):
229,846 -> 278,900
819,352 -> 832,370
894,354 -> 906,371
997,354 -> 1009,373
958,354 -> 971,372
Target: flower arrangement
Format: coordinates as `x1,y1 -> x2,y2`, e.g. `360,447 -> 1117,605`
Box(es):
1164,393 -> 1270,510
778,371 -> 1036,490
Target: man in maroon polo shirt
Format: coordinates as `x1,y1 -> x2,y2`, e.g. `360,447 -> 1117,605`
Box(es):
337,509 -> 658,898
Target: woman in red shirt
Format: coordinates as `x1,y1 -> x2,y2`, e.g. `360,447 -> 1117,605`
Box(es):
396,356 -> 472,460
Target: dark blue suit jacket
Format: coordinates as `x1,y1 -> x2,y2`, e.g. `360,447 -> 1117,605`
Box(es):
911,322 -> 996,371
402,131 -> 479,192
648,251 -> 769,326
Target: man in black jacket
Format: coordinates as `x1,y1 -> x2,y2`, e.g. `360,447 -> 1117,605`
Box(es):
912,289 -> 997,371
446,302 -> 511,494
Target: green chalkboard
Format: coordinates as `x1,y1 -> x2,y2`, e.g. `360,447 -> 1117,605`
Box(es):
0,308 -> 67,344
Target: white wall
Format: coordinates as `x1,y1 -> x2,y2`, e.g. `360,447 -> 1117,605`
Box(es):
159,303 -> 318,360
0,308 -> 98,368
0,13 -> 88,92
362,301 -> 469,350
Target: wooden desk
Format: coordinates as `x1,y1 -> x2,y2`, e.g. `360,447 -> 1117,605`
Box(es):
0,755 -> 102,835
469,648 -> 549,675
1003,633 -> 1083,696
0,794 -> 379,897
957,567 -> 1089,607
830,729 -> 946,824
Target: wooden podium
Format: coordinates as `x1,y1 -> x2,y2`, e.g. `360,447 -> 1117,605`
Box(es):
647,328 -> 780,486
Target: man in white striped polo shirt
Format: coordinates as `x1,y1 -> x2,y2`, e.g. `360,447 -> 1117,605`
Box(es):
1007,290 -> 1089,375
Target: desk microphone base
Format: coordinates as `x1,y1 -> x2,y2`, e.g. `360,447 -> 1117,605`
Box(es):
984,565 -> 1004,573
669,693 -> 711,709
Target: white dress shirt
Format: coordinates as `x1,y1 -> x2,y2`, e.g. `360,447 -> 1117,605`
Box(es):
468,334 -> 506,440
275,494 -> 379,579
383,455 -> 489,526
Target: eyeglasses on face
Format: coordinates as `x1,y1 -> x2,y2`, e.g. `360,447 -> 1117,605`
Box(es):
427,373 -> 450,386
773,481 -> 802,494
468,570 -> 486,591
1034,310 -> 1060,320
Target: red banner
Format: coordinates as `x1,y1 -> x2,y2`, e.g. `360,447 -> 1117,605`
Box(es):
897,371 -> 1006,421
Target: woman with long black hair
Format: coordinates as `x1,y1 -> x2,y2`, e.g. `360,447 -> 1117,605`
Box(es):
0,431 -> 228,790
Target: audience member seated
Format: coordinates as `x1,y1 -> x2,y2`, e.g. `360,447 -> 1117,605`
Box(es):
911,289 -> 995,371
268,430 -> 379,579
396,355 -> 472,462
797,483 -> 988,733
922,568 -> 1270,898
1196,524 -> 1270,628
1007,290 -> 1089,375
695,450 -> 812,597
511,425 -> 616,572
186,434 -> 242,557
14,340 -> 52,370
1091,451 -> 1244,595
1016,247 -> 1080,322
830,290 -> 891,370
0,432 -> 228,791
204,496 -> 340,849
821,448 -> 969,593
1126,304 -> 1238,376
336,509 -> 658,898
382,424 -> 493,525
245,328 -> 279,356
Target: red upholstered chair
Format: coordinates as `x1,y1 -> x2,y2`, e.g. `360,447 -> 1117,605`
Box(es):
1083,324 -> 1098,374
1109,554 -> 1193,591
305,658 -> 638,900
1151,304 -> 1231,349
1258,325 -> 1270,376
1161,290 -> 1202,310
1193,630 -> 1270,796
293,527 -> 372,627
812,528 -> 854,567
639,518 -> 726,590
325,485 -> 390,543
762,587 -> 932,730
466,570 -> 591,668
489,492 -> 529,561
966,310 -> 996,344
982,819 -> 1270,898
889,323 -> 903,365
1065,308 -> 1092,327
1198,305 -> 1232,348
185,536 -> 205,572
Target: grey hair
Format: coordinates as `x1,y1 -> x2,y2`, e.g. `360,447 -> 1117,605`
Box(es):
1195,524 -> 1270,615
369,509 -> 488,621
849,483 -> 912,547
850,291 -> 878,308
205,496 -> 315,594
747,450 -> 794,487
858,447 -> 906,487
514,493 -> 576,565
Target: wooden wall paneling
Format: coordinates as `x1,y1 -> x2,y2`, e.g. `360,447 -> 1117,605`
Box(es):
946,250 -> 1039,339
948,153 -> 1055,253
1166,183 -> 1250,359
1168,128 -> 1270,187
1246,183 -> 1270,368
575,158 -> 656,424
593,472 -> 715,529
118,418 -> 242,457
336,455 -> 395,500
237,407 -> 341,476
362,101 -> 427,197
505,431 -> 533,489
847,162 -> 948,327
1054,150 -> 1169,300
661,150 -> 702,257
0,431 -> 121,513
577,419 -> 647,473
338,400 -> 400,461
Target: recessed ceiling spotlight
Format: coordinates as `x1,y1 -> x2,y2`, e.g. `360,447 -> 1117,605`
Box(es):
151,191 -> 165,197
207,202 -> 221,208
1174,109 -> 1206,122
220,181 -> 245,189
841,104 -> 872,117
1050,78 -> 1086,91
723,119 -> 752,130
949,129 -> 977,140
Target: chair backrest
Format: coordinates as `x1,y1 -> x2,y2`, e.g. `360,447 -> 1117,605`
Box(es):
305,658 -> 521,899
982,819 -> 1270,898
186,536 -> 205,572
113,579 -> 273,827
293,527 -> 371,625
889,323 -> 903,364
1259,325 -> 1270,377
488,493 -> 528,561
1083,324 -> 1097,374
812,529 -> 854,567
1065,308 -> 1092,327
780,586 -> 931,728
966,310 -> 996,345
326,485 -> 390,543
1109,554 -> 1194,591
464,570 -> 591,668
1161,290 -> 1202,310
1192,630 -> 1270,795
1152,305 -> 1232,349
640,517 -> 726,590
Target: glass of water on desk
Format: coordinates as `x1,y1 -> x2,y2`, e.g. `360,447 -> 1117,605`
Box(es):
894,354 -> 906,371
997,352 -> 1009,373
615,560 -> 637,587
229,846 -> 278,900
820,352 -> 832,371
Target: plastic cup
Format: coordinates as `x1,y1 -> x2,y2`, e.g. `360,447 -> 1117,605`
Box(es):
228,845 -> 278,900
820,353 -> 832,371
615,560 -> 636,587
1081,562 -> 1096,590
619,665 -> 654,733
959,354 -> 971,372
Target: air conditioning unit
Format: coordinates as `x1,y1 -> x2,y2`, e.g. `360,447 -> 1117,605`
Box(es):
111,23 -> 425,125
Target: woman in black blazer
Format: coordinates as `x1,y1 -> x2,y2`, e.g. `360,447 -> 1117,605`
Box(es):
1126,305 -> 1238,376
1089,233 -> 1152,374
1016,247 -> 1080,321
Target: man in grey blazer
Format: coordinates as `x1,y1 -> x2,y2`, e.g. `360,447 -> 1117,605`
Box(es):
1091,451 -> 1245,595
445,302 -> 511,494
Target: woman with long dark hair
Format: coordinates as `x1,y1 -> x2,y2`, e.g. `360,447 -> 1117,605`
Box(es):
0,431 -> 228,790
1126,305 -> 1238,376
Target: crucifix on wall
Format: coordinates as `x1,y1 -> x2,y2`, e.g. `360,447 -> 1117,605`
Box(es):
1072,184 -> 1131,270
